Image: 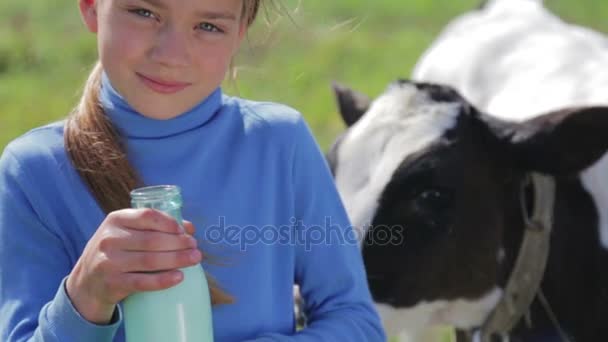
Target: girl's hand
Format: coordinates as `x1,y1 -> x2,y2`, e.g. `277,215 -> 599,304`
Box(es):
65,208 -> 202,324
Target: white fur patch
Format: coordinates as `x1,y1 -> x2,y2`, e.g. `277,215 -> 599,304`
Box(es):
334,84 -> 460,242
412,0 -> 608,122
581,152 -> 608,250
376,287 -> 503,340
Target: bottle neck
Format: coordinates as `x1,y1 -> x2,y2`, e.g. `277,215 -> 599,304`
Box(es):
130,185 -> 183,218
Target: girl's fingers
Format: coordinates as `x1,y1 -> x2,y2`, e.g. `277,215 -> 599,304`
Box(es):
117,249 -> 203,273
182,220 -> 196,235
124,270 -> 185,292
118,228 -> 198,252
108,208 -> 183,234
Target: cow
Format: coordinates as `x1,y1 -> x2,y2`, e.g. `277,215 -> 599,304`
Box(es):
326,1 -> 608,341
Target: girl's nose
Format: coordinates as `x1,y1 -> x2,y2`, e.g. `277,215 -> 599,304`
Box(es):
149,24 -> 191,68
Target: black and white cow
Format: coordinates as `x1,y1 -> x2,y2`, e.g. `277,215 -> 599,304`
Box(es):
327,1 -> 608,341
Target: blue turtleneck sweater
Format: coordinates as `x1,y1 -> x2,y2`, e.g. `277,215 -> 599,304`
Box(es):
0,74 -> 385,341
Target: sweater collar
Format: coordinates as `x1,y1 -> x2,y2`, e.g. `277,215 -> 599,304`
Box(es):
99,72 -> 223,138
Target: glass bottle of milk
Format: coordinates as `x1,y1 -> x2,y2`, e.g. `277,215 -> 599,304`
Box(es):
124,185 -> 213,342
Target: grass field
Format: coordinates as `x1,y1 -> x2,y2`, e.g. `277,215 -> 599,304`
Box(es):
1,1 -> 608,340
2,0 -> 608,151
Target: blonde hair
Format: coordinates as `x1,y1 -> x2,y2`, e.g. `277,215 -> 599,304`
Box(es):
64,0 -> 263,306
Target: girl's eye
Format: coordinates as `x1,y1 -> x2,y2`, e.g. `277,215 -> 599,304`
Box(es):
129,8 -> 156,20
197,22 -> 221,33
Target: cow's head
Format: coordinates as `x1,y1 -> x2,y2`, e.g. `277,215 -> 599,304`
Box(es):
328,80 -> 608,336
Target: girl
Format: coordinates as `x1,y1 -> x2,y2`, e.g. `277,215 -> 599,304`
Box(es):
0,0 -> 385,341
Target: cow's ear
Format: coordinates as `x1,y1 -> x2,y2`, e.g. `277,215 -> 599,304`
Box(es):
332,82 -> 371,127
499,106 -> 608,175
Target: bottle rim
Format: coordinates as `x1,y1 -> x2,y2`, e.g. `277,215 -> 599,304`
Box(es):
130,185 -> 182,202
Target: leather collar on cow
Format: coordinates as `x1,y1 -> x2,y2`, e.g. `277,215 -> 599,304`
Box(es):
470,173 -> 565,342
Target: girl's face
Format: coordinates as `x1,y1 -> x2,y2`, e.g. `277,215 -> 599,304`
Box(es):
80,0 -> 247,119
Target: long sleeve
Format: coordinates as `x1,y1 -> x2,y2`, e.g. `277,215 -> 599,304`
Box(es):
2,98 -> 382,341
0,147 -> 122,342
245,118 -> 386,341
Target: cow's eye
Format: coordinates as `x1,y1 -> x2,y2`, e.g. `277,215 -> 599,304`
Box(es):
414,188 -> 452,211
409,187 -> 454,232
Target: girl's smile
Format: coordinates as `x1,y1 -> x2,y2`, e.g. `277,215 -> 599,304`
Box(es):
135,72 -> 192,94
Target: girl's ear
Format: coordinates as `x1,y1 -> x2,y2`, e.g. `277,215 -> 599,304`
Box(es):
237,20 -> 248,44
79,0 -> 99,33
230,20 -> 248,56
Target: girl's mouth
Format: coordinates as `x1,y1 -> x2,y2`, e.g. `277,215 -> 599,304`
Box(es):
136,72 -> 192,94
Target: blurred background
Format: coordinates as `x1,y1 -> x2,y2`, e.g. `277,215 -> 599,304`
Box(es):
1,1 -> 607,341
2,0 -> 608,152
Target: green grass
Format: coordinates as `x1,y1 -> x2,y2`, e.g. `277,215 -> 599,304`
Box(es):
3,0 -> 608,151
